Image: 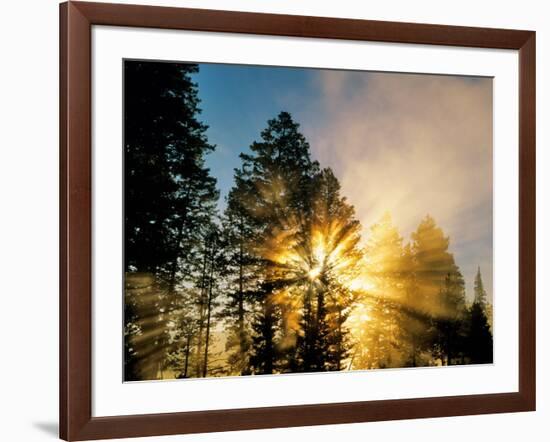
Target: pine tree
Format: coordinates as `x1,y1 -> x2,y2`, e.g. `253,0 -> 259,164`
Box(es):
224,112 -> 321,374
433,271 -> 467,365
410,215 -> 456,313
467,303 -> 493,364
249,285 -> 280,374
400,243 -> 432,367
474,266 -> 488,308
221,177 -> 259,375
361,213 -> 405,368
124,61 -> 219,380
467,268 -> 493,364
125,61 -> 218,277
192,227 -> 225,377
410,215 -> 467,365
295,168 -> 362,371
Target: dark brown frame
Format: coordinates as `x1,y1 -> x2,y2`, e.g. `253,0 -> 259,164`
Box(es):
60,1 -> 536,440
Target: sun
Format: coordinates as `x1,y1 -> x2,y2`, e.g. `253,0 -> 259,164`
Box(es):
307,266 -> 322,281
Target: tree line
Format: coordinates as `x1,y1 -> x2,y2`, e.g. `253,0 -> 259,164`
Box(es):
124,61 -> 493,381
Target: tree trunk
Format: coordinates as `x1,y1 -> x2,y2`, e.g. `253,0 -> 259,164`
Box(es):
336,308 -> 343,371
202,237 -> 216,377
302,288 -> 314,372
183,333 -> 191,377
195,238 -> 210,376
237,219 -> 246,372
264,296 -> 275,375
167,189 -> 190,292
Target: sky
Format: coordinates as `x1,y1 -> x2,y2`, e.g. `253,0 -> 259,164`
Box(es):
193,63 -> 493,301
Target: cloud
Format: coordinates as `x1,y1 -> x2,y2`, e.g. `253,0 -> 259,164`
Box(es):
298,70 -> 493,298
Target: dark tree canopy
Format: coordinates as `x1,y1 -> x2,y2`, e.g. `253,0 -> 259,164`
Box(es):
124,61 -> 218,277
124,61 -> 219,380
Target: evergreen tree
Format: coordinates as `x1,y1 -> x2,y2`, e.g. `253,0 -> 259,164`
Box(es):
249,284 -> 280,374
191,227 -> 225,377
220,178 -> 259,375
432,271 -> 467,365
410,215 -> 457,314
400,243 -> 432,367
474,266 -> 488,308
361,213 -> 406,368
224,112 -> 321,374
467,302 -> 493,364
124,61 -> 219,380
467,268 -> 493,364
295,168 -> 362,371
410,215 -> 467,365
125,60 -> 218,277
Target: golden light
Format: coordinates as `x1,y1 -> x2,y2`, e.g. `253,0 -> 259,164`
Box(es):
313,243 -> 326,265
308,266 -> 322,281
348,303 -> 373,326
359,313 -> 371,323
349,275 -> 375,292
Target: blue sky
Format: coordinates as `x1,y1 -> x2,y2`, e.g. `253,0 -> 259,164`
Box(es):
195,63 -> 319,207
192,63 -> 493,300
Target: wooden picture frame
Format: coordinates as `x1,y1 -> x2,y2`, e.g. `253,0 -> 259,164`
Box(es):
60,1 -> 536,440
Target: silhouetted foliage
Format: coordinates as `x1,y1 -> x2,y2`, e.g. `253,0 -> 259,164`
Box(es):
466,269 -> 493,364
124,61 -> 219,381
123,62 -> 493,379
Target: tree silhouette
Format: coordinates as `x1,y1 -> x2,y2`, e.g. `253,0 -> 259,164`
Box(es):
123,66 -> 494,378
124,61 -> 219,381
466,268 -> 493,364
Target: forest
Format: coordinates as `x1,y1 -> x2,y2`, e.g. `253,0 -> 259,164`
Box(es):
124,61 -> 493,381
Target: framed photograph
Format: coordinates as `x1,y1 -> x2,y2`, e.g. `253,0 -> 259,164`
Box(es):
60,1 -> 536,440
